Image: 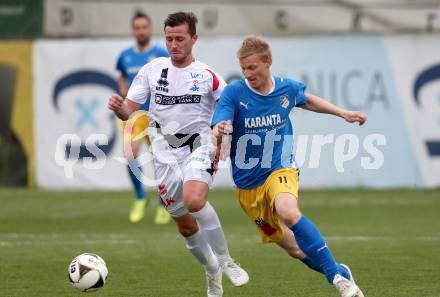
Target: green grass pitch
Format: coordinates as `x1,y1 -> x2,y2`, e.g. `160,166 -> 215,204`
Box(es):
1,189 -> 439,297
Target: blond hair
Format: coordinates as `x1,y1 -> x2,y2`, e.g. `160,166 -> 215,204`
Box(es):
237,35 -> 272,62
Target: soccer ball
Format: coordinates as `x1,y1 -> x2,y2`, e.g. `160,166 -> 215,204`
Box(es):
68,253 -> 108,292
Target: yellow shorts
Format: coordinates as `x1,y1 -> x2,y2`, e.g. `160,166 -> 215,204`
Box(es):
120,111 -> 150,146
236,168 -> 299,244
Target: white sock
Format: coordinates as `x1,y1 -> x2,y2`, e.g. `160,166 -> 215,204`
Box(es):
191,202 -> 230,263
184,230 -> 219,274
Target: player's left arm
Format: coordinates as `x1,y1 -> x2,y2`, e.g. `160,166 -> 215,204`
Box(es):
300,93 -> 367,125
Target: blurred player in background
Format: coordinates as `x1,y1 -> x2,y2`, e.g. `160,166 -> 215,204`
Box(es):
109,12 -> 249,297
212,36 -> 365,297
116,11 -> 170,224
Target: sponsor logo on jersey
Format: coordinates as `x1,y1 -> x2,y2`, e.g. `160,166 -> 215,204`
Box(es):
190,80 -> 200,92
244,114 -> 282,129
280,95 -> 289,109
156,68 -> 169,92
157,68 -> 169,87
191,72 -> 203,79
155,94 -> 201,105
239,101 -> 250,110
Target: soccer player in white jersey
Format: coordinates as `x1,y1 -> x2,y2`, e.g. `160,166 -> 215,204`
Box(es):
108,12 -> 248,297
212,36 -> 365,297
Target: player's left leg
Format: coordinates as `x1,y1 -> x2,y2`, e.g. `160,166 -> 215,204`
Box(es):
183,180 -> 249,287
183,137 -> 249,287
174,213 -> 223,297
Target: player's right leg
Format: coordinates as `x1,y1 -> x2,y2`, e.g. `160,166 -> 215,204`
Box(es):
271,170 -> 363,297
155,161 -> 222,297
125,136 -> 148,224
276,224 -> 354,281
125,112 -> 170,224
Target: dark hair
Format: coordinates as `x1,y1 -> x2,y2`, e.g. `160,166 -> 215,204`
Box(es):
164,12 -> 198,36
132,11 -> 151,27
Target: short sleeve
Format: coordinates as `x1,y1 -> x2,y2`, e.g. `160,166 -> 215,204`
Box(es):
126,64 -> 151,105
211,85 -> 236,126
294,81 -> 308,106
205,68 -> 227,101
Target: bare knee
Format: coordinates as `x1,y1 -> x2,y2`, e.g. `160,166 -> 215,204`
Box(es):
175,214 -> 199,237
280,209 -> 301,227
183,181 -> 208,212
184,194 -> 206,212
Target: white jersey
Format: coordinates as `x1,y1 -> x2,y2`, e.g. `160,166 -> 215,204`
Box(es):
127,57 -> 226,136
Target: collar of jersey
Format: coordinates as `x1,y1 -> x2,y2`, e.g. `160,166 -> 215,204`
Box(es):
170,58 -> 197,70
244,76 -> 275,96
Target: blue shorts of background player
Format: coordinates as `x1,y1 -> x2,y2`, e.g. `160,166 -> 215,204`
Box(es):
212,36 -> 366,297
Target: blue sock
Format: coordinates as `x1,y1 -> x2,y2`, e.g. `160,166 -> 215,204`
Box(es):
301,257 -> 350,280
291,215 -> 339,284
338,264 -> 350,280
301,257 -> 323,274
127,161 -> 145,200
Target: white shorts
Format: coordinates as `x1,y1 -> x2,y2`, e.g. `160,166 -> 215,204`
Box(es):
150,131 -> 217,218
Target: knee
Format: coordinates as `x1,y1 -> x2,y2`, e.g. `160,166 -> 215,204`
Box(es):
177,220 -> 198,237
184,192 -> 206,212
279,208 -> 302,227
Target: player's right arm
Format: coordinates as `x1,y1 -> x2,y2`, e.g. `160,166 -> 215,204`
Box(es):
109,63 -> 151,120
108,94 -> 140,121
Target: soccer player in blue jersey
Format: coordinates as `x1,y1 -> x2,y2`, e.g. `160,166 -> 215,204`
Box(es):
212,36 -> 366,297
116,12 -> 170,224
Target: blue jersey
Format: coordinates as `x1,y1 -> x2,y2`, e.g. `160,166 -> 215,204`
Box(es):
116,44 -> 168,110
211,77 -> 308,189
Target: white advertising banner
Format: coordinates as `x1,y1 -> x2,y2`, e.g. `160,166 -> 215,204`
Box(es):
385,35 -> 440,188
34,36 -> 440,189
34,39 -> 150,189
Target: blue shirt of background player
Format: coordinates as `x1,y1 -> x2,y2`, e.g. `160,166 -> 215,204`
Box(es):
116,45 -> 168,110
211,76 -> 308,189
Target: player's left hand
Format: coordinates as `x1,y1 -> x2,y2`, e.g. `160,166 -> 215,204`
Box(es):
342,111 -> 367,126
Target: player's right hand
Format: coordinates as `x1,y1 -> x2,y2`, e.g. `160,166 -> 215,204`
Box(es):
108,93 -> 124,112
213,120 -> 233,138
